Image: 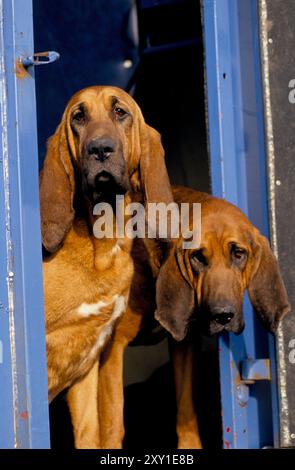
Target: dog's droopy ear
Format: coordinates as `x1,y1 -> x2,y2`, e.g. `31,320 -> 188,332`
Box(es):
248,234 -> 290,333
139,124 -> 173,205
39,119 -> 75,253
155,245 -> 195,341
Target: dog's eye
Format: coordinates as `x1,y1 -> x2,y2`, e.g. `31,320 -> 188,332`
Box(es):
114,107 -> 128,119
72,109 -> 86,124
231,245 -> 247,263
190,250 -> 208,269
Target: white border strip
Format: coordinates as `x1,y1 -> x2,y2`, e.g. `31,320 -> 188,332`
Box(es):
259,0 -> 289,447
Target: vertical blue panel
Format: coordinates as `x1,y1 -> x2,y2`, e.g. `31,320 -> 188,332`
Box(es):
203,0 -> 278,448
0,0 -> 50,448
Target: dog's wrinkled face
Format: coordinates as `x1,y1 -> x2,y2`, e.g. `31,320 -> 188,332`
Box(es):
188,213 -> 253,335
68,87 -> 139,203
155,194 -> 290,341
40,85 -> 173,253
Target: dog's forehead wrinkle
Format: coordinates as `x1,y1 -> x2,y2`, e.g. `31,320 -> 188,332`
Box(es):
101,87 -> 133,105
72,89 -> 107,114
73,88 -> 102,104
69,85 -> 128,103
202,215 -> 249,247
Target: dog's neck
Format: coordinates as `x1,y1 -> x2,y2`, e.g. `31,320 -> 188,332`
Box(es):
76,189 -> 141,271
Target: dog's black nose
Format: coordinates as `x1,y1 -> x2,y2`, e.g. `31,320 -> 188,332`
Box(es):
212,308 -> 235,326
87,137 -> 115,161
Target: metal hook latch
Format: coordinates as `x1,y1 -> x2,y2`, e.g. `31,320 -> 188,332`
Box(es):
237,358 -> 272,407
20,51 -> 60,68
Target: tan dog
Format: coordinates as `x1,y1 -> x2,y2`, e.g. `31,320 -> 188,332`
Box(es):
39,86 -> 173,447
156,187 -> 290,338
93,186 -> 290,449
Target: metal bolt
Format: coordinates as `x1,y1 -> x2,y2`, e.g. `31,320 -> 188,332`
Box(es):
291,433 -> 295,439
268,38 -> 273,44
123,59 -> 133,69
236,383 -> 249,407
276,180 -> 281,186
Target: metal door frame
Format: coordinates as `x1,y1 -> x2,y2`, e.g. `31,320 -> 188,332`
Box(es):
0,0 -> 50,449
203,0 -> 279,448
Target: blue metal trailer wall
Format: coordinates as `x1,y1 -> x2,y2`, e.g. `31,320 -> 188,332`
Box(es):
203,0 -> 278,448
0,0 -> 50,448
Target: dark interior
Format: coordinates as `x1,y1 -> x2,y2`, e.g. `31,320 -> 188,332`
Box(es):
33,0 -> 222,449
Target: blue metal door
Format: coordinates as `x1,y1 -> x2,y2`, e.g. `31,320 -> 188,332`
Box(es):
0,0 -> 50,448
203,0 -> 279,448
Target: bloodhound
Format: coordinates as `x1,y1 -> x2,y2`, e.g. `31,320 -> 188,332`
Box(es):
39,86 -> 173,447
93,186 -> 290,449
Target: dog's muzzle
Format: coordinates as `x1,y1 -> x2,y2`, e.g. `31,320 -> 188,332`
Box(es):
201,305 -> 245,336
83,136 -> 130,202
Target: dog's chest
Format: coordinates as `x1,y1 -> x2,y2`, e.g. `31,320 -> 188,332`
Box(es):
77,294 -> 127,354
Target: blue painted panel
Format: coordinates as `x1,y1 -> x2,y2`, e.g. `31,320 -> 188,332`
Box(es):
0,0 -> 50,449
203,0 -> 278,448
33,0 -> 140,163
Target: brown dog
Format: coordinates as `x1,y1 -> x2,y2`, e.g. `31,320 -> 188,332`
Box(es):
94,186 -> 290,449
156,186 -> 290,339
39,86 -> 173,446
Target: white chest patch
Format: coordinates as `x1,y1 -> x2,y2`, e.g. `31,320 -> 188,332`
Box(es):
96,295 -> 126,350
77,300 -> 108,317
77,294 -> 127,367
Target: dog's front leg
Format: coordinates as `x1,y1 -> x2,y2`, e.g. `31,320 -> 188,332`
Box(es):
171,341 -> 202,449
98,339 -> 128,449
67,363 -> 100,449
98,304 -> 144,449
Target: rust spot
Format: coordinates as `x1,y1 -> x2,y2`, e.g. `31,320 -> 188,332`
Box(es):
233,432 -> 237,443
253,373 -> 263,380
230,360 -> 234,369
235,371 -> 241,387
224,439 -> 230,449
20,411 -> 29,420
265,359 -> 271,379
15,60 -> 28,79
